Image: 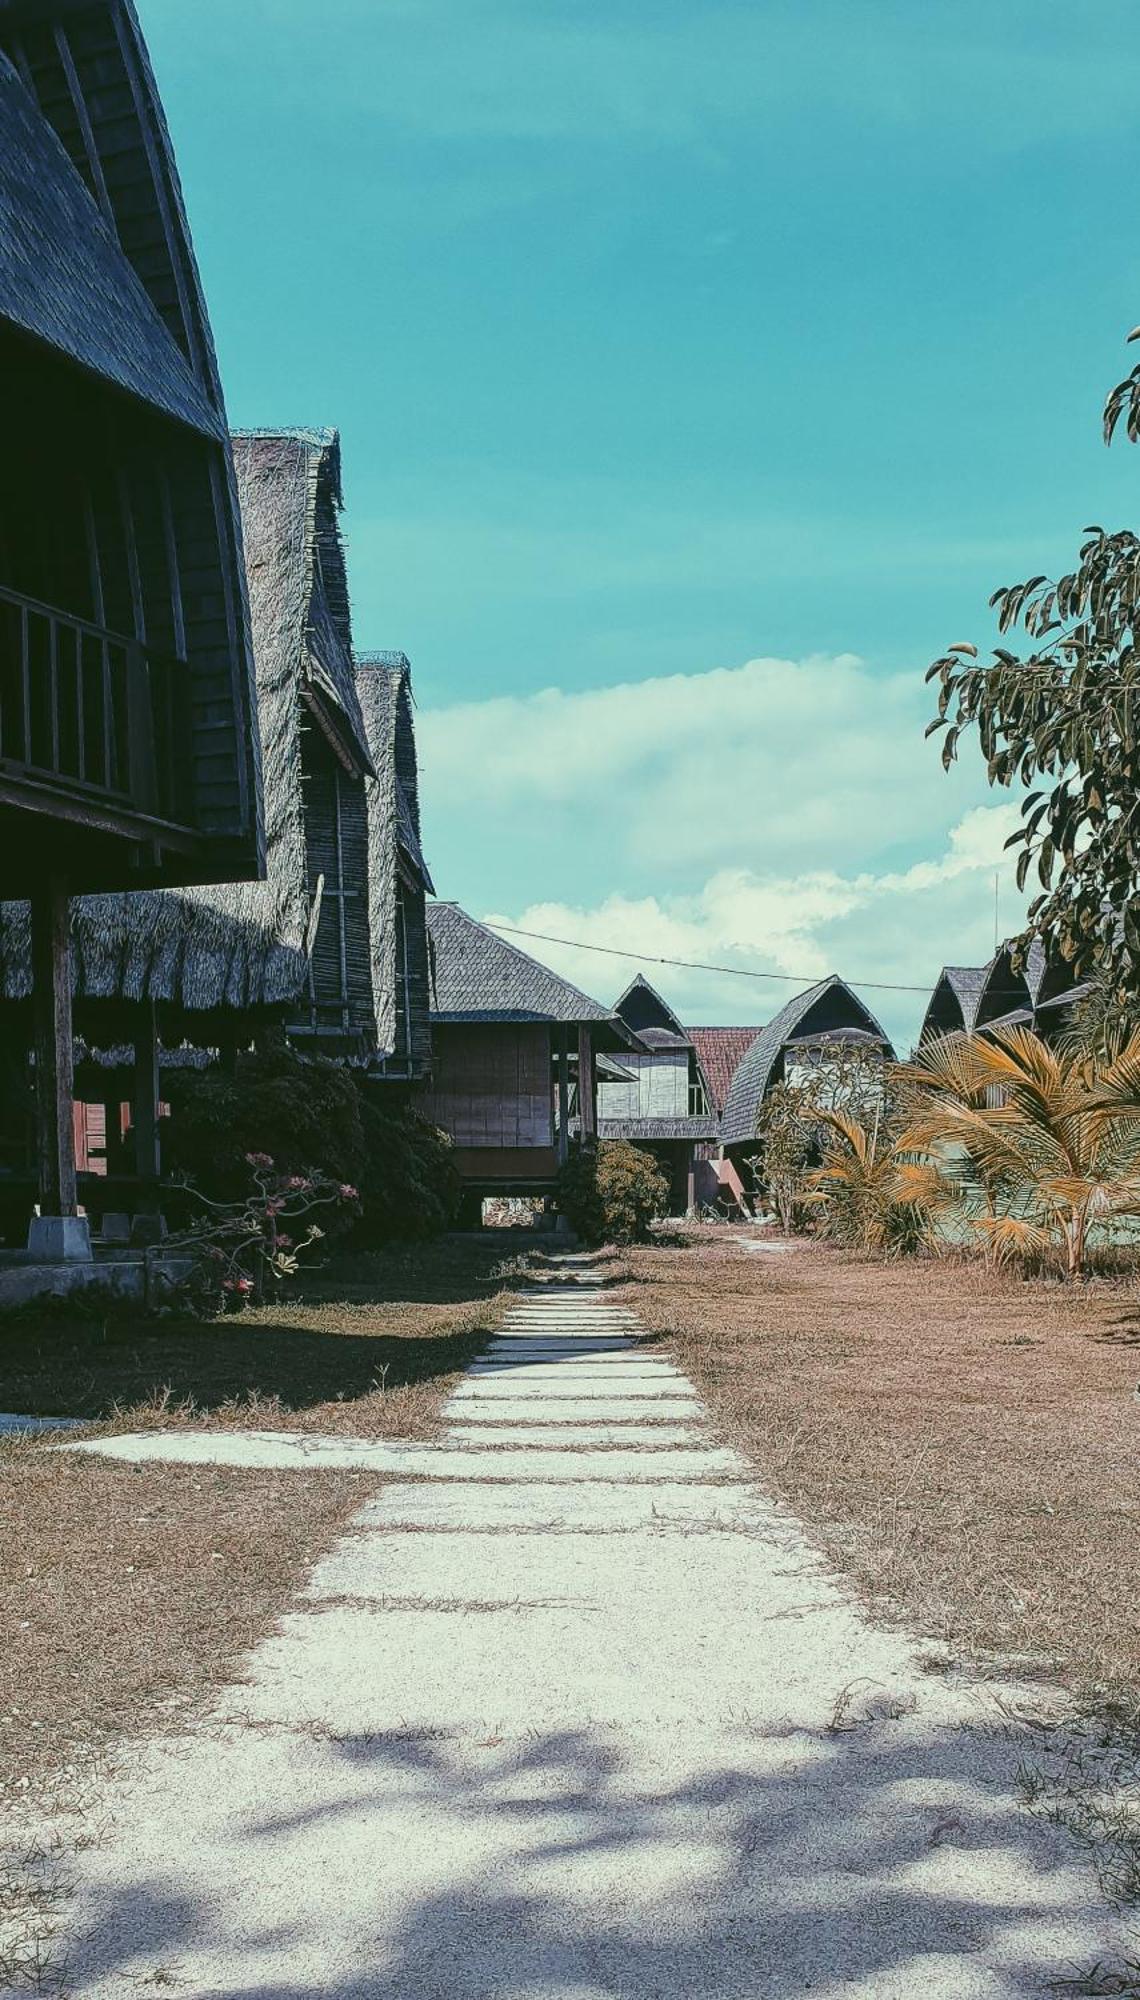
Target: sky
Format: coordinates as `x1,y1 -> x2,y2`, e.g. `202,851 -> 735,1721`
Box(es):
147,0 -> 1140,1050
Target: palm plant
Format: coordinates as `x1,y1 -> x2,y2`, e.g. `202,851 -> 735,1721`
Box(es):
805,1107 -> 950,1256
900,1027 -> 1140,1279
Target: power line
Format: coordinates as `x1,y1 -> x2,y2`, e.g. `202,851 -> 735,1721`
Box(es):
484,921 -> 938,994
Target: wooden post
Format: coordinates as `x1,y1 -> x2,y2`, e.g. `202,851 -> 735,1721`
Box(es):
578,1024 -> 597,1144
556,1026 -> 570,1165
132,999 -> 161,1187
30,878 -> 77,1217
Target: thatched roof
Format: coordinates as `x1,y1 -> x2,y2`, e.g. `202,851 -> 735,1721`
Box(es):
0,48 -> 223,438
357,654 -> 432,1058
686,1026 -> 764,1117
0,431 -> 371,1018
428,904 -> 617,1028
721,977 -> 895,1147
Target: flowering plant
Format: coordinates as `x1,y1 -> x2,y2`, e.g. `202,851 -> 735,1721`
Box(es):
169,1154 -> 360,1310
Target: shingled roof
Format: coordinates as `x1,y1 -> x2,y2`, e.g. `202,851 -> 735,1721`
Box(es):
721,977 -> 895,1147
427,904 -> 617,1027
687,1026 -> 765,1117
0,54 -> 226,439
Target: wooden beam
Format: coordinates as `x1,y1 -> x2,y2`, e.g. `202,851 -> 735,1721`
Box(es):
30,878 -> 77,1216
132,1000 -> 162,1187
556,1026 -> 570,1165
577,1025 -> 597,1144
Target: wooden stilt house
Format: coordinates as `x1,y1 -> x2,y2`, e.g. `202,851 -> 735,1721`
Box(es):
0,2 -> 262,1247
418,903 -> 629,1213
0,429 -> 434,1236
596,977 -> 721,1212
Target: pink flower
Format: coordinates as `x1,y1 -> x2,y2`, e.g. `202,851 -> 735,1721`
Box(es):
245,1151 -> 274,1169
339,1184 -> 359,1202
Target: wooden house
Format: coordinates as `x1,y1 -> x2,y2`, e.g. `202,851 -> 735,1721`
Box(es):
0,2 -> 262,1248
418,903 -> 628,1212
0,430 -> 433,1233
596,977 -> 720,1211
720,977 -> 895,1165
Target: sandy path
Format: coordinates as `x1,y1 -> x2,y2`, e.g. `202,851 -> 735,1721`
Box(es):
54,1261 -> 1124,1997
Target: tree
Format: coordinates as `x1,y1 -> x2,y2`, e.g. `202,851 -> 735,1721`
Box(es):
901,1026 -> 1140,1279
804,1107 -> 947,1257
748,1040 -> 895,1232
927,335 -> 1140,998
557,1141 -> 670,1246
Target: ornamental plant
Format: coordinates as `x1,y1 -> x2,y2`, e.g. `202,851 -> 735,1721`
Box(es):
170,1153 -> 359,1310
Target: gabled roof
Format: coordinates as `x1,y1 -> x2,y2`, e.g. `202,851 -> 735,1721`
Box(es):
687,1026 -> 765,1117
614,974 -> 693,1045
721,977 -> 895,1146
427,903 -> 616,1027
0,50 -> 224,439
357,653 -> 432,891
599,1116 -> 722,1144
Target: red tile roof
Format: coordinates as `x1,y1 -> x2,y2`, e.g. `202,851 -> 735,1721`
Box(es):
687,1026 -> 765,1117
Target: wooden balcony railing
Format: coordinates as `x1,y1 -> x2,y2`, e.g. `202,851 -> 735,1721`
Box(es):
0,585 -> 191,828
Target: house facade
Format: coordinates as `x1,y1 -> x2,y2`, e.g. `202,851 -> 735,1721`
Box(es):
0,1 -> 262,1247
596,978 -> 720,1211
418,903 -> 629,1217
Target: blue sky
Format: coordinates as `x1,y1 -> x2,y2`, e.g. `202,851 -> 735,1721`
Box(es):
148,0 -> 1140,1047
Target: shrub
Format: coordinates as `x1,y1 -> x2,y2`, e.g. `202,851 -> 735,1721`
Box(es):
163,1047 -> 460,1248
557,1141 -> 670,1246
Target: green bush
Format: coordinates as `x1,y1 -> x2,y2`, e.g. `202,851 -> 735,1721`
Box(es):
162,1046 -> 460,1246
557,1140 -> 670,1245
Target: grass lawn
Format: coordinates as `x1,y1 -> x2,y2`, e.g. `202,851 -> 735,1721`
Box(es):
617,1231 -> 1140,1704
0,1236 -> 518,1438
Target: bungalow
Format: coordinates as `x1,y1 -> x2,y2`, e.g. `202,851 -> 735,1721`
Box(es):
719,976 -> 896,1166
0,2 -> 262,1252
596,977 -> 720,1211
418,903 -> 631,1219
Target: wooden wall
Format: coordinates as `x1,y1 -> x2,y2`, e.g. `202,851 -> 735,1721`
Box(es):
598,1048 -> 690,1121
294,717 -> 374,1048
420,1024 -> 553,1148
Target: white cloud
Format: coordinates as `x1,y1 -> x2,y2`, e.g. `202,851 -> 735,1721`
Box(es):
482,800 -> 1026,1055
419,651 -> 1010,875
418,650 -> 1031,1053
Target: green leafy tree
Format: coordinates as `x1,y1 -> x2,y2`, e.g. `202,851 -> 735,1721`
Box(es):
557,1141 -> 670,1246
927,335 -> 1140,997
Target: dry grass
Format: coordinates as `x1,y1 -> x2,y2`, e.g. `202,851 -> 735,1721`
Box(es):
0,1444 -> 372,1990
617,1234 -> 1140,1699
0,1237 -> 518,1441
0,1235 -> 523,1986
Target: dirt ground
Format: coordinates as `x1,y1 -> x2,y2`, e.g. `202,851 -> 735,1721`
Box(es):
617,1231 -> 1140,1705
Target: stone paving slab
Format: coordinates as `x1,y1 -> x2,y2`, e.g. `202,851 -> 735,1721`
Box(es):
444,1422 -> 706,1447
444,1396 -> 704,1420
73,1431 -> 748,1481
50,1272 -> 1129,1997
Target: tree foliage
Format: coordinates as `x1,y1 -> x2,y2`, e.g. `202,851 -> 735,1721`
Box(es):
557,1140 -> 670,1246
900,1026 -> 1140,1279
163,1047 -> 460,1247
927,341 -> 1140,996
804,1107 -> 946,1257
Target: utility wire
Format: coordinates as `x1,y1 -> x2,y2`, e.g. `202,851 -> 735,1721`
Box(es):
485,921 -> 945,995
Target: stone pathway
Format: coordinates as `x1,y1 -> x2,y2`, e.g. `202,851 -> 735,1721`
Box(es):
50,1263 -> 1124,1996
